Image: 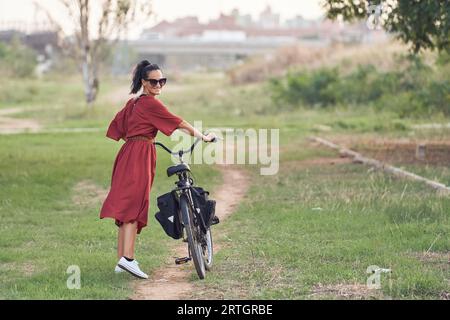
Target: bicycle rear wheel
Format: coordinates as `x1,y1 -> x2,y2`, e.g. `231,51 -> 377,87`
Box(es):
180,194 -> 205,279
203,228 -> 213,270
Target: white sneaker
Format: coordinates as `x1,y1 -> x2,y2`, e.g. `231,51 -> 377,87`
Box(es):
115,260 -> 139,273
117,257 -> 148,279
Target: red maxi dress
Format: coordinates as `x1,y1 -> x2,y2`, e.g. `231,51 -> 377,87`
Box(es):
99,95 -> 183,234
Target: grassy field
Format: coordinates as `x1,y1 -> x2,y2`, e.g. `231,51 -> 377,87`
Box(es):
191,144 -> 449,299
0,131 -> 220,299
0,72 -> 449,299
0,77 -> 221,299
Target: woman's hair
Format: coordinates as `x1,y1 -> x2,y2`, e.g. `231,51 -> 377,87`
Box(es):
130,60 -> 161,94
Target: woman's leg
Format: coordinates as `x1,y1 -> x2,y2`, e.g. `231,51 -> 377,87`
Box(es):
122,221 -> 138,259
118,221 -> 147,278
117,225 -> 125,259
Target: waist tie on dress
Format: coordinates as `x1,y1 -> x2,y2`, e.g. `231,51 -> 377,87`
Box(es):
126,135 -> 155,143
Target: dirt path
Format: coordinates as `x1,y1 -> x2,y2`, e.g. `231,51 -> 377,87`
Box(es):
0,107 -> 107,135
0,107 -> 42,134
131,164 -> 251,300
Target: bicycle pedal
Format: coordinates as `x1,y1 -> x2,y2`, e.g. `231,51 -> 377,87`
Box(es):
211,216 -> 220,225
175,257 -> 191,265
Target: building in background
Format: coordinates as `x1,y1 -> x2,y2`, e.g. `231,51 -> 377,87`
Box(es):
0,6 -> 389,74
132,6 -> 388,72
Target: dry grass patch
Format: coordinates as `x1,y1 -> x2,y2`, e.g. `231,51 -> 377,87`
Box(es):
71,180 -> 108,208
0,262 -> 37,277
310,282 -> 385,300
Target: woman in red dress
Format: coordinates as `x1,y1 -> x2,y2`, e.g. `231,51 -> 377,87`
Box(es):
100,60 -> 216,279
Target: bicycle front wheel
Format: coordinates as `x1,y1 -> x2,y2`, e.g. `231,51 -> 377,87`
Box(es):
180,194 -> 205,279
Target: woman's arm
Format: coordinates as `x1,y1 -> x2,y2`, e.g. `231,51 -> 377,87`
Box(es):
177,120 -> 216,142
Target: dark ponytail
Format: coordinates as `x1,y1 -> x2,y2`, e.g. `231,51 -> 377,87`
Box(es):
130,60 -> 161,94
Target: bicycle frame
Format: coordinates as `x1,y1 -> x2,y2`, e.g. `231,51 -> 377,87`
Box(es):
174,172 -> 197,234
153,137 -> 206,232
154,136 -> 215,277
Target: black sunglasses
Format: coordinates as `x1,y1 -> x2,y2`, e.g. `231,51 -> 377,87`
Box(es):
144,77 -> 167,87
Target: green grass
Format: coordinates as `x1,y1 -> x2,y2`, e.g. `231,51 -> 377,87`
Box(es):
1,73 -> 449,299
191,144 -> 449,299
374,163 -> 450,188
0,127 -> 220,299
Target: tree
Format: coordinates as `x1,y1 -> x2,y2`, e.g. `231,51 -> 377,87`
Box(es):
0,36 -> 38,78
323,0 -> 450,53
36,0 -> 153,105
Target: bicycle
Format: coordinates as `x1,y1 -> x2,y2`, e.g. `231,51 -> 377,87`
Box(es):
154,136 -> 218,279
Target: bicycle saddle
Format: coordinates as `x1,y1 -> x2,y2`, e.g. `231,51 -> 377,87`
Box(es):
167,163 -> 191,177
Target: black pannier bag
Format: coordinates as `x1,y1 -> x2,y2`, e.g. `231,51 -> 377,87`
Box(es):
155,191 -> 182,239
190,187 -> 219,232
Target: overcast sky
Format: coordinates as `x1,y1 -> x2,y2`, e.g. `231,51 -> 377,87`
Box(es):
0,0 -> 325,38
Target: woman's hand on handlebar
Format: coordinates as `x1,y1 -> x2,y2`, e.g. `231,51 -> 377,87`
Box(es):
178,120 -> 217,142
202,132 -> 217,142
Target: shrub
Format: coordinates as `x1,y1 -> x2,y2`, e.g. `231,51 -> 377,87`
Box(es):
270,54 -> 450,117
271,68 -> 340,108
0,37 -> 38,78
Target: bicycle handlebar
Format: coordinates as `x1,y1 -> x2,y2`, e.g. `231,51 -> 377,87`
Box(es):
154,135 -> 217,157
